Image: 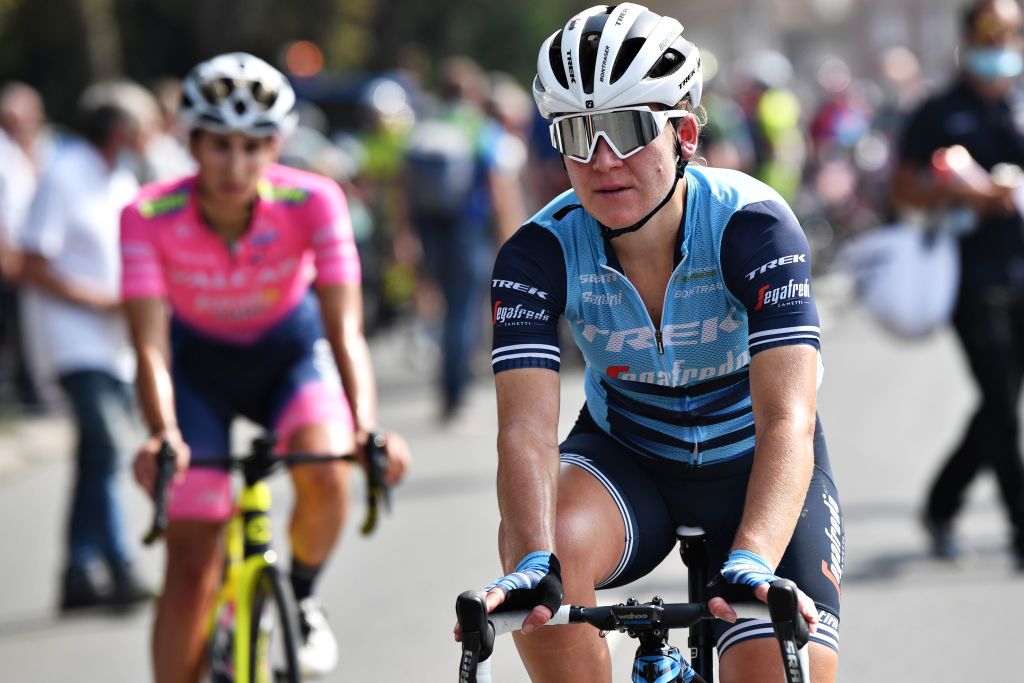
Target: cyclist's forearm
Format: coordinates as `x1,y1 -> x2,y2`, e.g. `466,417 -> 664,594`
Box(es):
496,423 -> 560,565
731,415 -> 814,567
334,332 -> 378,433
135,346 -> 178,435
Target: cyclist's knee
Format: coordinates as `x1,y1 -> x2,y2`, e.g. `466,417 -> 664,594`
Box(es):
291,460 -> 349,506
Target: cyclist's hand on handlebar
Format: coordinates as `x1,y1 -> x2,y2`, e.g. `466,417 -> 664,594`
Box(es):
133,430 -> 190,498
358,430 -> 411,486
482,551 -> 563,635
708,549 -> 818,632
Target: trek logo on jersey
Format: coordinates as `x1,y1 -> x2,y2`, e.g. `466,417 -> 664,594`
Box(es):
580,311 -> 743,352
492,279 -> 549,300
821,492 -> 844,598
493,301 -> 551,325
582,290 -> 623,306
680,269 -> 717,283
755,278 -> 811,311
744,254 -> 807,281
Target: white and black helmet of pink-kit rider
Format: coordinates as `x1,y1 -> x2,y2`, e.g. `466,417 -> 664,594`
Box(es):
180,52 -> 298,138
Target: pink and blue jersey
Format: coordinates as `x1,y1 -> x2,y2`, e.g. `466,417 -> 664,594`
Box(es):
120,164 -> 361,521
120,163 -> 361,343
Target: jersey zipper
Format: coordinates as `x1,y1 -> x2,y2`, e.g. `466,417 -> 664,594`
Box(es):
600,254 -> 687,357
601,253 -> 695,463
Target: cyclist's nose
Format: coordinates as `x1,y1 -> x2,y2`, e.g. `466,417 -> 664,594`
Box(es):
590,137 -> 623,171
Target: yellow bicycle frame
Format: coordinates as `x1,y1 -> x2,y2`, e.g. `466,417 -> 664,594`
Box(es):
203,480 -> 279,683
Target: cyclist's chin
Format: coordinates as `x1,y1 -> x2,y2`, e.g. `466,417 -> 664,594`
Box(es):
583,199 -> 646,230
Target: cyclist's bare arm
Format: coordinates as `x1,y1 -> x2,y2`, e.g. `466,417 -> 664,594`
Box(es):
316,282 -> 410,484
490,368 -> 561,627
715,344 -> 818,622
316,282 -> 377,435
125,296 -> 189,492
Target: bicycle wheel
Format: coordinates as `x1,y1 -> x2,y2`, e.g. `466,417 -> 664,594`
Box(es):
249,566 -> 301,683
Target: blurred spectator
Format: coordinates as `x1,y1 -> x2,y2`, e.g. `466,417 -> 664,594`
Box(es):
400,56 -> 525,421
0,81 -> 52,411
735,50 -> 806,204
526,108 -> 571,212
143,77 -> 196,181
19,90 -> 148,609
890,0 -> 1024,568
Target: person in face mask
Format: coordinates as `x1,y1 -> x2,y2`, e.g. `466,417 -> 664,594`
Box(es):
890,0 -> 1024,569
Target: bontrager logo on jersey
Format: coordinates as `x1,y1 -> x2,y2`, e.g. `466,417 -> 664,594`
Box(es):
745,254 -> 806,281
492,279 -> 549,300
821,492 -> 843,597
493,301 -> 551,325
755,279 -> 811,311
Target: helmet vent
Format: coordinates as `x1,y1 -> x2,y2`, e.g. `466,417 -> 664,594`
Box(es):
648,49 -> 684,79
610,37 -> 644,84
581,32 -> 601,94
549,30 -> 569,89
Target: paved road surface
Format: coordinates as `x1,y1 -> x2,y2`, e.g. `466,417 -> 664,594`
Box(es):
1,282 -> 1022,681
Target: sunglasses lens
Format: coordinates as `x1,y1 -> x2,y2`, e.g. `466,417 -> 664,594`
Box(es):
551,109 -> 662,161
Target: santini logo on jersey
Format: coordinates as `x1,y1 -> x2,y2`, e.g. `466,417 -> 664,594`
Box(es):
582,290 -> 623,305
493,301 -> 551,325
492,279 -> 550,300
755,279 -> 811,310
745,254 -> 806,281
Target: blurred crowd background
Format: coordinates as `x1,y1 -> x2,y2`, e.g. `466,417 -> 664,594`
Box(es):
0,0 -> 973,416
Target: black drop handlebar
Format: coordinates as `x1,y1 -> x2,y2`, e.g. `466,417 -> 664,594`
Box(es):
142,433 -> 391,546
455,579 -> 811,683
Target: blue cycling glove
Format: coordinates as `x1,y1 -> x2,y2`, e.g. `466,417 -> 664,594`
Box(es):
720,549 -> 780,589
484,551 -> 564,615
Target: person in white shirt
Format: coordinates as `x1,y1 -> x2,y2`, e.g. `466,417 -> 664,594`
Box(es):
19,94 -> 148,610
0,81 -> 51,409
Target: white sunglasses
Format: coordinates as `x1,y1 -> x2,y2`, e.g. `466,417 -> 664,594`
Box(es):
548,106 -> 687,163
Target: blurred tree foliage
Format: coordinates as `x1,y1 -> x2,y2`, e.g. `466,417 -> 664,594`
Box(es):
0,0 -> 588,124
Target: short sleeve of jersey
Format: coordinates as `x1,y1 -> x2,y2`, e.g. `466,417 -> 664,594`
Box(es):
491,224 -> 566,373
120,203 -> 166,300
307,180 -> 361,286
720,200 -> 820,355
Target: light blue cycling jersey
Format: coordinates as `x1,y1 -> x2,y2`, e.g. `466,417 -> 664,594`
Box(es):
491,165 -> 821,466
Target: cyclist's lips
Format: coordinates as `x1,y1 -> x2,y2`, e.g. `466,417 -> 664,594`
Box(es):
593,184 -> 632,197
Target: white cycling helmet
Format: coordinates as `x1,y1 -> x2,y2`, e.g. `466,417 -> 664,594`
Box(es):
180,52 -> 298,137
533,3 -> 702,119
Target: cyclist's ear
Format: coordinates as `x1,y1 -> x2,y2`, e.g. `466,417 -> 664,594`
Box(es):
676,112 -> 700,160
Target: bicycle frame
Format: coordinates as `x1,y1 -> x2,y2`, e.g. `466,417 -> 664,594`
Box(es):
204,479 -> 279,683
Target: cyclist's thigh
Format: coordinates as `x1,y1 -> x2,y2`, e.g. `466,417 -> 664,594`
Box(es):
164,519 -> 224,580
266,334 -> 353,455
169,367 -> 234,522
558,411 -> 677,590
709,419 -> 844,659
719,641 -> 837,683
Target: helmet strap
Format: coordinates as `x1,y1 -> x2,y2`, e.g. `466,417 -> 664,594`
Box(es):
599,134 -> 687,240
